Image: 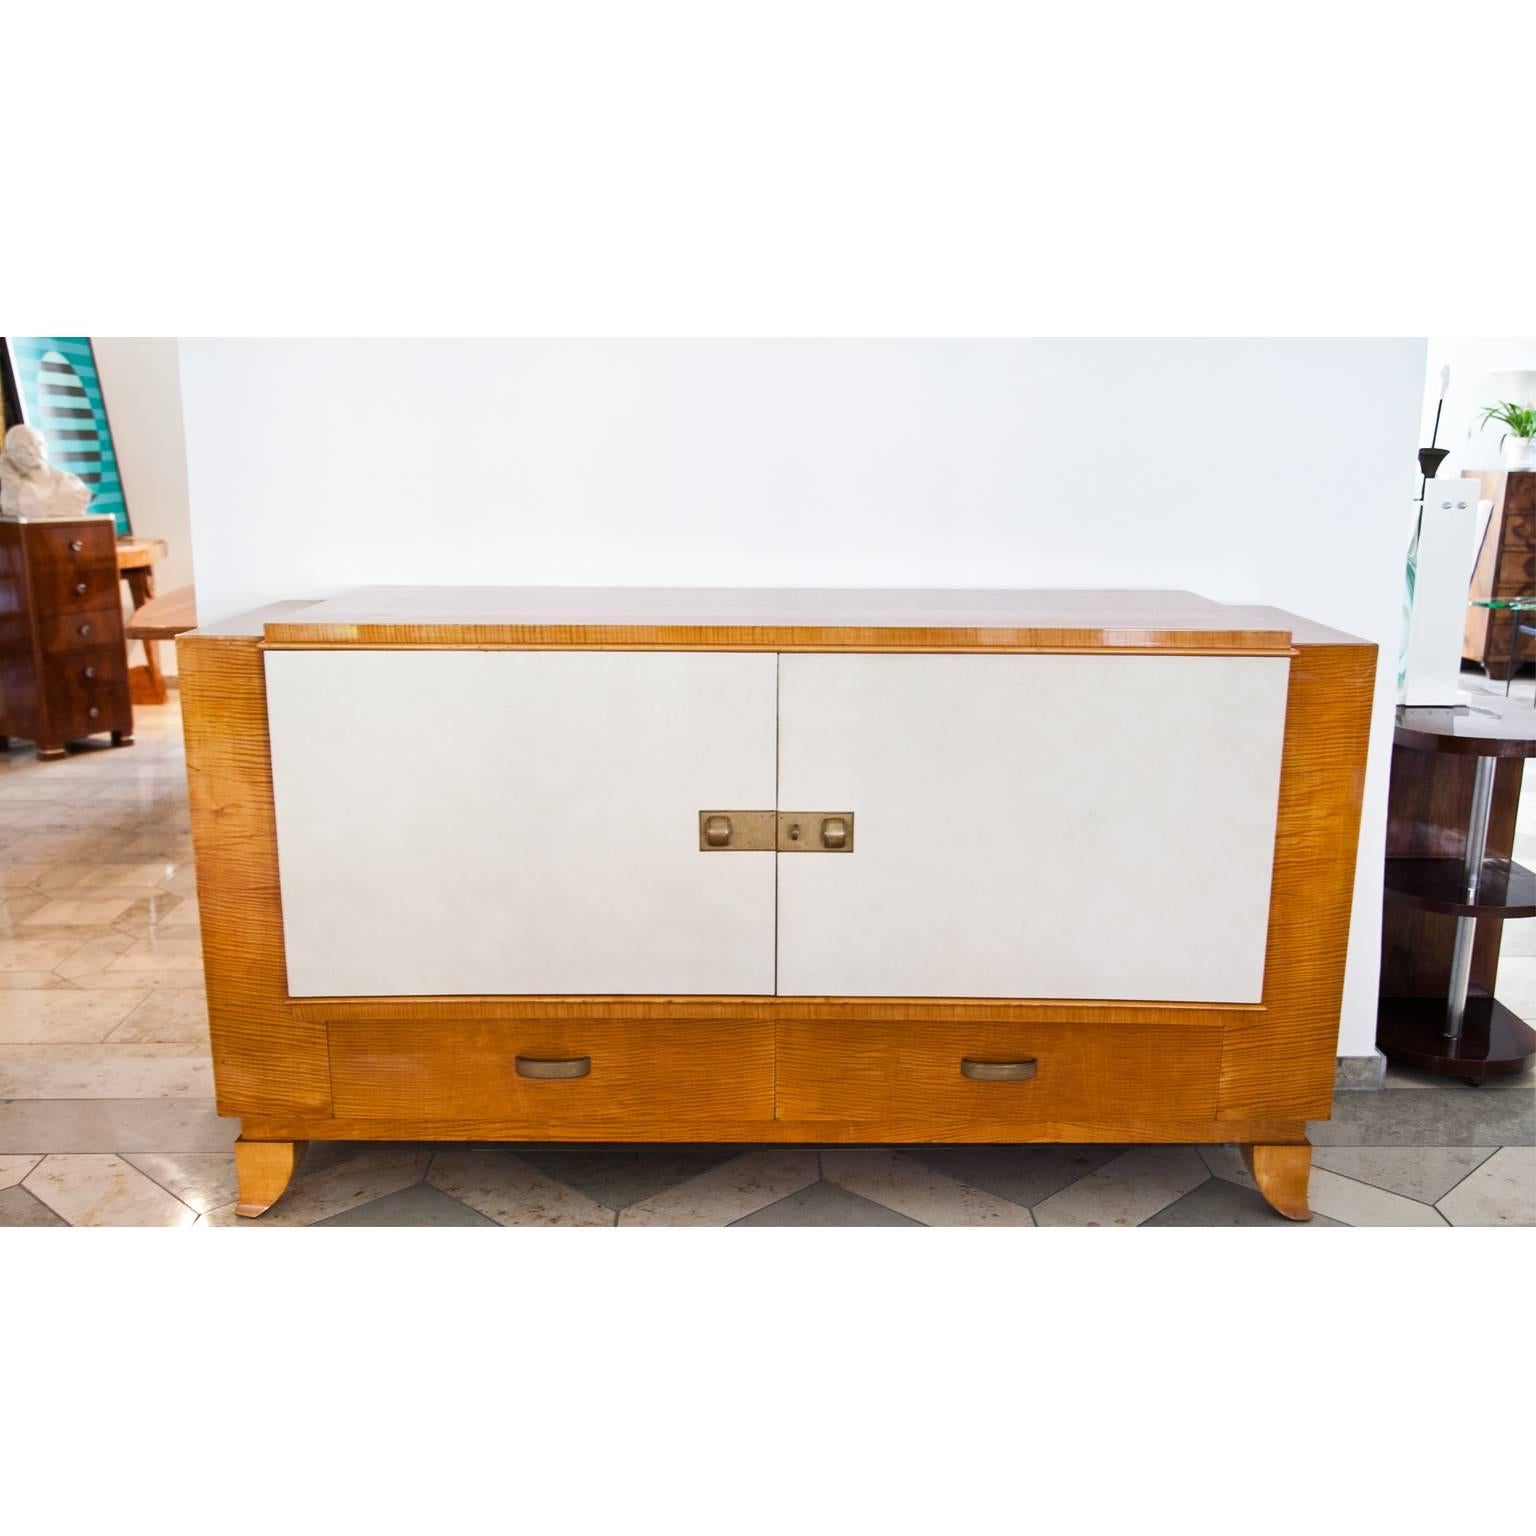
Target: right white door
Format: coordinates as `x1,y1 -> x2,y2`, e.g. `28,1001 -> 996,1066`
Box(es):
776,652 -> 1291,1002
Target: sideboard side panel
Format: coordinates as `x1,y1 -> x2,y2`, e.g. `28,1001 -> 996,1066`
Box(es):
1218,640 -> 1377,1120
179,629 -> 331,1113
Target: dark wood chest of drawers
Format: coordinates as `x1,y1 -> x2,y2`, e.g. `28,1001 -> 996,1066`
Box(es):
1464,470 -> 1536,680
0,517 -> 134,759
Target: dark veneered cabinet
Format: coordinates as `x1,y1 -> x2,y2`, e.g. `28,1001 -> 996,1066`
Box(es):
1465,470 -> 1536,680
0,515 -> 133,759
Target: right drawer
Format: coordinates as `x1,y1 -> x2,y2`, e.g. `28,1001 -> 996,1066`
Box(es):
39,608 -> 123,652
775,1017 -> 1224,1134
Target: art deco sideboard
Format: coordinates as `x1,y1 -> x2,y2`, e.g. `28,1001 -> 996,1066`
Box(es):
178,588 -> 1375,1220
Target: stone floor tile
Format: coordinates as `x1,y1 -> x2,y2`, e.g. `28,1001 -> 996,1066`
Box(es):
19,900 -> 133,928
0,864 -> 51,888
512,1144 -> 742,1210
0,1152 -> 41,1190
1197,1144 -> 1257,1188
105,937 -> 204,972
1145,1179 -> 1347,1225
0,1184 -> 67,1225
106,989 -> 210,1043
159,896 -> 200,928
426,1149 -> 612,1226
315,1183 -> 498,1226
54,932 -> 135,978
0,936 -> 89,972
0,988 -> 147,1042
122,1152 -> 239,1214
24,1154 -> 197,1227
904,1143 -> 1125,1208
821,1150 -> 1034,1226
1033,1145 -> 1209,1227
205,1147 -> 434,1226
0,1053 -> 212,1099
1312,1146 -> 1498,1205
1311,1078 -> 1534,1148
69,968 -> 206,990
1306,1169 -> 1447,1226
619,1149 -> 819,1226
34,863 -> 105,893
70,862 -> 181,891
731,1180 -> 921,1226
0,1097 -> 235,1154
1436,1147 -> 1536,1226
1383,1065 -> 1444,1090
0,973 -> 71,990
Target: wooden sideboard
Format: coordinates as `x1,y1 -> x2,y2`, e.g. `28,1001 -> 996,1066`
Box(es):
1464,471 -> 1536,679
0,514 -> 134,758
179,588 -> 1376,1221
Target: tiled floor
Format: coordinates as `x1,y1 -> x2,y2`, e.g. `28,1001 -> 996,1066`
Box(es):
0,692 -> 1532,1228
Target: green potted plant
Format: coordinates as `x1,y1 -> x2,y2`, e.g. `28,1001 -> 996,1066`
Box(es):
1476,399 -> 1536,469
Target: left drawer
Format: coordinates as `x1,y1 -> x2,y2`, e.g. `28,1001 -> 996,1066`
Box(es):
328,1016 -> 775,1130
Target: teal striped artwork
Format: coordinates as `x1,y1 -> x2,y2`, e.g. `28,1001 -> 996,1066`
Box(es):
3,337 -> 131,535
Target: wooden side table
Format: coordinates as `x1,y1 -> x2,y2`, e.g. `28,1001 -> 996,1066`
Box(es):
1378,689 -> 1536,1081
115,537 -> 169,703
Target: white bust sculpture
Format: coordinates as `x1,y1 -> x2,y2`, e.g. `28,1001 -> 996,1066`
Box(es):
0,424 -> 93,520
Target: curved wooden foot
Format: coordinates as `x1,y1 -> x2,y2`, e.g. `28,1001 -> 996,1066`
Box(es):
234,1137 -> 308,1218
111,730 -> 134,747
1244,1142 -> 1312,1221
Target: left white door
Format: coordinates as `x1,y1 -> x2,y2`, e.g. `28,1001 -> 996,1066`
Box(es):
265,650 -> 779,996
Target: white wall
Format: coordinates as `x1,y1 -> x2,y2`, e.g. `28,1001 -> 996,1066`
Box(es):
1420,337 -> 1536,481
179,338 -> 1427,1055
92,337 -> 194,675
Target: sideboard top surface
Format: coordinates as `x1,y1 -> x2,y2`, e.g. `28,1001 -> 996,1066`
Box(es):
222,587 -> 1368,654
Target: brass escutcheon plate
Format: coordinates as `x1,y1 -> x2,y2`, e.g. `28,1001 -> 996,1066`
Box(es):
698,811 -> 855,851
698,810 -> 777,851
777,812 -> 854,853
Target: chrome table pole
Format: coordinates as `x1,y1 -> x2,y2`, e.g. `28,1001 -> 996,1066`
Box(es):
1444,753 -> 1497,1039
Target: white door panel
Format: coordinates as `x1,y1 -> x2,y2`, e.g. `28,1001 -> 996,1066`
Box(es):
776,653 -> 1289,1002
266,650 -> 778,996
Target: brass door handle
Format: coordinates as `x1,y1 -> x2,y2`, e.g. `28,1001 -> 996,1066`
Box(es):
704,814 -> 732,848
960,1058 -> 1038,1082
515,1056 -> 591,1080
820,816 -> 848,849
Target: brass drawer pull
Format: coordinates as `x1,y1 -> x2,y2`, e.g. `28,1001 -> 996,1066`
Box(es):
515,1055 -> 591,1080
74,581 -> 89,595
961,1057 -> 1038,1082
69,539 -> 83,553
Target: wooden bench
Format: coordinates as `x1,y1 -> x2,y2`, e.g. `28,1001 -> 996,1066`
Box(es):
125,585 -> 196,703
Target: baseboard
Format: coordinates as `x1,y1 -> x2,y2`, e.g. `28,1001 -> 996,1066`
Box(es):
1335,1050 -> 1387,1091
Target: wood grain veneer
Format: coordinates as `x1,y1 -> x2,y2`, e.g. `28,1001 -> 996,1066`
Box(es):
329,1017 -> 774,1126
179,618 -> 330,1114
236,1113 -> 1311,1147
261,586 -> 1296,655
180,593 -> 1371,1218
775,1017 -> 1222,1125
1216,637 -> 1376,1120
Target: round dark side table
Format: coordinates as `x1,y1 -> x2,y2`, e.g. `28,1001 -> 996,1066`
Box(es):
1378,690 -> 1536,1082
